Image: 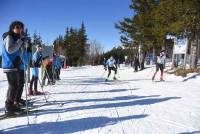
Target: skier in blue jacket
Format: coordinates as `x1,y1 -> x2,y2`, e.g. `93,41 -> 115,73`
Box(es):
28,45 -> 43,95
2,21 -> 31,113
54,55 -> 62,80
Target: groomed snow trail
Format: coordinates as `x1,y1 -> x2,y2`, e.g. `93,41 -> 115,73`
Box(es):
0,66 -> 200,134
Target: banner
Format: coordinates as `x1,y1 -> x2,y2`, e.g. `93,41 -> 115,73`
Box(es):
174,38 -> 187,54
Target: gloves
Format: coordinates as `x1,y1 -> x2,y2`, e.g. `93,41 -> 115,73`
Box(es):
114,64 -> 117,69
20,36 -> 29,42
21,41 -> 32,52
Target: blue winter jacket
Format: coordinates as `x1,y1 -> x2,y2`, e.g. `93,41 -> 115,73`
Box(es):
2,34 -> 25,72
106,59 -> 116,67
31,50 -> 42,77
20,51 -> 31,70
54,55 -> 61,69
31,67 -> 39,77
32,51 -> 42,68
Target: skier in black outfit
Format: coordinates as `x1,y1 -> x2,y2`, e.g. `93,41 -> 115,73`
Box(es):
133,56 -> 140,72
105,56 -> 117,81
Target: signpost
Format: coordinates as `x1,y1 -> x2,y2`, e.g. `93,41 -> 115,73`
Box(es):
138,43 -> 141,64
170,36 -> 188,69
166,35 -> 188,68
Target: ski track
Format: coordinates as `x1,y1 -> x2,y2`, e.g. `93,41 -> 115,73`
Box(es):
0,66 -> 200,134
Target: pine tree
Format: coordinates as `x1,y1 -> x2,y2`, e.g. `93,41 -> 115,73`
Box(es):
116,0 -> 159,70
33,31 -> 42,46
54,24 -> 88,66
78,22 -> 87,65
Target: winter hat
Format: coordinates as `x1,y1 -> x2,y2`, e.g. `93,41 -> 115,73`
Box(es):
9,21 -> 24,32
2,21 -> 24,41
160,50 -> 165,57
36,44 -> 42,49
161,49 -> 165,53
110,56 -> 114,60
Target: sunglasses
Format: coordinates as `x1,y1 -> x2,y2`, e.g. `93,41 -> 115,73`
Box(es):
14,26 -> 23,29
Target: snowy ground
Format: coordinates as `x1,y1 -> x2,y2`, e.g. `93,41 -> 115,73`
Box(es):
0,65 -> 200,134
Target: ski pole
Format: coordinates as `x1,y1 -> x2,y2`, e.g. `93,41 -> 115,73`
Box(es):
42,61 -> 53,85
147,65 -> 155,77
116,66 -> 120,78
44,68 -> 53,85
117,70 -> 120,78
24,68 -> 30,125
21,40 -> 30,125
100,69 -> 107,78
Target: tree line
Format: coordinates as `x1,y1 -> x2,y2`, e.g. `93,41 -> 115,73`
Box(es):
53,23 -> 105,66
53,23 -> 88,66
116,0 -> 200,69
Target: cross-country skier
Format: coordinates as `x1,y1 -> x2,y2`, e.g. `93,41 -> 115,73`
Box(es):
105,56 -> 117,81
2,21 -> 29,113
54,54 -> 62,80
152,50 -> 166,81
28,45 -> 43,95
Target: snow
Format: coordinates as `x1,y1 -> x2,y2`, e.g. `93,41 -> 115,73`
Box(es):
0,65 -> 200,134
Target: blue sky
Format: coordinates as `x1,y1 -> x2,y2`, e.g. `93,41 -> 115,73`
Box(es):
0,0 -> 133,53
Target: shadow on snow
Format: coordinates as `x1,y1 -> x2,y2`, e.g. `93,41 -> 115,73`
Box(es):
1,114 -> 148,134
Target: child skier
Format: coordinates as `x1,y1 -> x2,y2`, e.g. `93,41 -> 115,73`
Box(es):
28,45 -> 43,95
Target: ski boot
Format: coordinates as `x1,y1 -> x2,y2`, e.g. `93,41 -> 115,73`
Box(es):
160,78 -> 165,82
5,102 -> 23,114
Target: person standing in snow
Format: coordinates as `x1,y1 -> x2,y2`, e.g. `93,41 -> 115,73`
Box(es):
54,54 -> 62,80
152,50 -> 166,81
28,45 -> 43,95
133,56 -> 140,72
2,21 -> 30,113
105,56 -> 117,81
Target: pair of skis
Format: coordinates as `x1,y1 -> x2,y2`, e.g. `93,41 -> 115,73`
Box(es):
0,100 -> 42,120
152,79 -> 165,83
105,77 -> 118,82
0,107 -> 42,120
